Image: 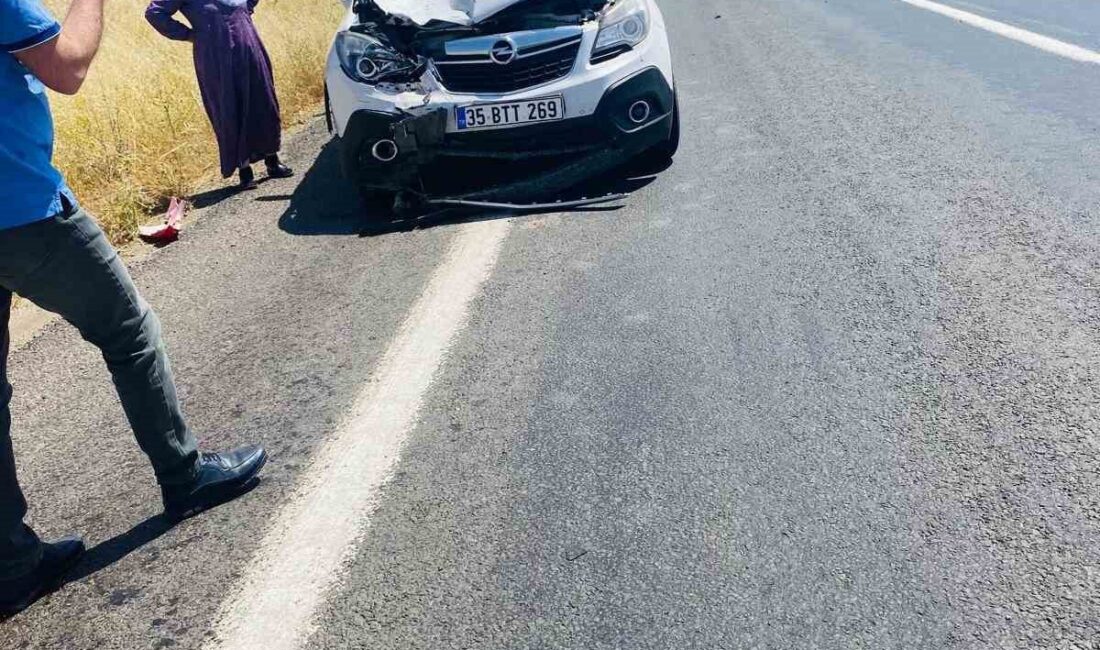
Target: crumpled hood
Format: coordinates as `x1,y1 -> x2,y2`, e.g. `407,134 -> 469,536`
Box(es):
373,0 -> 531,26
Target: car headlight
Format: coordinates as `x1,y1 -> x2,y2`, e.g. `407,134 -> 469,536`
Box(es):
335,30 -> 421,84
592,0 -> 650,62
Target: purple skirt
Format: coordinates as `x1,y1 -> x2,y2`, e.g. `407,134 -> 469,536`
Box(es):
194,5 -> 282,177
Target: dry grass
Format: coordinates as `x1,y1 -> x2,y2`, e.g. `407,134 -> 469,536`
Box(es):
44,0 -> 344,244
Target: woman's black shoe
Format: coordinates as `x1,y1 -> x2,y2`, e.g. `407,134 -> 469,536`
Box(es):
265,161 -> 294,179
0,537 -> 85,618
238,166 -> 258,191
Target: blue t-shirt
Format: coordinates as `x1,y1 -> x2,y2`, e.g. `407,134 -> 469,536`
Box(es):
0,0 -> 74,230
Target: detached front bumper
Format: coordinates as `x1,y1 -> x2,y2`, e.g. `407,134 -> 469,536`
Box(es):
337,66 -> 675,196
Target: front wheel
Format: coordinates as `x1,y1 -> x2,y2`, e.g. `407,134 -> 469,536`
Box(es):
645,95 -> 680,162
358,188 -> 396,215
324,85 -> 335,135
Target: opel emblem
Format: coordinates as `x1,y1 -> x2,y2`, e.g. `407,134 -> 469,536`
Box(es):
489,38 -> 518,65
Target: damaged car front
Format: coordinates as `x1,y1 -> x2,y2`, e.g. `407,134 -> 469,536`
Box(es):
324,0 -> 678,210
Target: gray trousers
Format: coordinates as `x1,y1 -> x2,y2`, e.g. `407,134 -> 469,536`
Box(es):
0,202 -> 198,579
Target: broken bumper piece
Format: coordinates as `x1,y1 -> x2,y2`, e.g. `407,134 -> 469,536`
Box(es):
339,67 -> 675,201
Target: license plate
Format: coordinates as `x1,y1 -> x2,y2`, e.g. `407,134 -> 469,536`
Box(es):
455,96 -> 565,131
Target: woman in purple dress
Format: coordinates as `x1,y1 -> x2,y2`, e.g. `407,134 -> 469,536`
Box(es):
146,0 -> 293,190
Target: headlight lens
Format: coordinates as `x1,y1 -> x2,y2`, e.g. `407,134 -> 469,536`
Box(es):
592,0 -> 650,62
335,31 -> 421,84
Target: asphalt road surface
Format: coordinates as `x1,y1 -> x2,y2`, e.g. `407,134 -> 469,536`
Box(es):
6,0 -> 1100,648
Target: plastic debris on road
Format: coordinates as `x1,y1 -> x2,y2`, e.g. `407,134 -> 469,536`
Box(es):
139,197 -> 184,243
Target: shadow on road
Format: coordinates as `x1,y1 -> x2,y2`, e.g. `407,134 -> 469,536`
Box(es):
189,184 -> 241,211
276,142 -> 378,237
276,139 -> 668,238
63,514 -> 177,585
59,480 -> 262,588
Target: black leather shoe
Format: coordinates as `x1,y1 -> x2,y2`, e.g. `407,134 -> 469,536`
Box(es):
237,166 -> 258,191
0,537 -> 85,618
162,445 -> 267,520
265,162 -> 294,179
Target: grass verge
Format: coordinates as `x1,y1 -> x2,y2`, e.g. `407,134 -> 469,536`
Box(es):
44,0 -> 344,244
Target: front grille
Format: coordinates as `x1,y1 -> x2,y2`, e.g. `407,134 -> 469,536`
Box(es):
433,37 -> 582,94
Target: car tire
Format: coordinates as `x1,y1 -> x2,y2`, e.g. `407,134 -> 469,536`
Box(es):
358,188 -> 396,215
324,85 -> 335,135
648,94 -> 681,161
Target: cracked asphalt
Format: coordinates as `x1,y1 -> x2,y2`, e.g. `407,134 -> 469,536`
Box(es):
5,0 -> 1100,647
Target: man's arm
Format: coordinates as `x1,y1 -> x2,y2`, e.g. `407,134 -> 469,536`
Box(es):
15,0 -> 106,96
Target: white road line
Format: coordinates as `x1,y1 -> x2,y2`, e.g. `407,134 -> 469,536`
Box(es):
901,0 -> 1100,65
204,218 -> 513,650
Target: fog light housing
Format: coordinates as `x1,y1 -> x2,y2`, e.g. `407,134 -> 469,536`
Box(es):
628,100 -> 651,124
371,139 -> 399,162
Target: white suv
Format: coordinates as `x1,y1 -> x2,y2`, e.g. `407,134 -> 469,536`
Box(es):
324,0 -> 678,209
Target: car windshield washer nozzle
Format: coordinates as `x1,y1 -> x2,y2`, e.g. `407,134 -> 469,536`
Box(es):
372,139 -> 399,162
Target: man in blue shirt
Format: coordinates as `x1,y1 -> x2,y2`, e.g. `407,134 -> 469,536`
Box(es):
0,0 -> 268,616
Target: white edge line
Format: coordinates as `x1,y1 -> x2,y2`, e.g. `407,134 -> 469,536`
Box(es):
901,0 -> 1100,65
203,218 -> 513,650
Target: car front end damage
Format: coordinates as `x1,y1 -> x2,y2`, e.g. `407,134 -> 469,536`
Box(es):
324,0 -> 677,207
